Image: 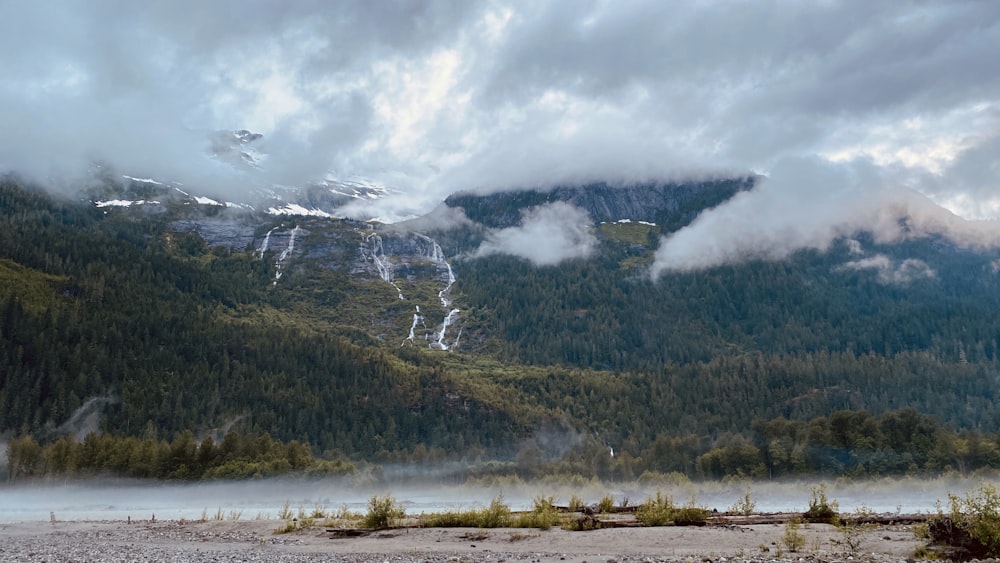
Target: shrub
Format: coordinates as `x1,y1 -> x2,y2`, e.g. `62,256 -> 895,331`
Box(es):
597,494 -> 616,514
926,483 -> 1000,560
568,494 -> 586,512
783,518 -> 806,552
277,500 -> 293,520
419,495 -> 515,529
674,495 -> 710,526
419,510 -> 480,528
512,496 -> 561,530
804,483 -> 839,524
362,494 -> 406,529
274,515 -> 315,534
479,494 -> 513,528
636,491 -> 674,527
834,505 -> 876,556
729,486 -> 756,516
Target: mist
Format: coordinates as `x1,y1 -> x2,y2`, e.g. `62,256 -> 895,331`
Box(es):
1,2 -> 997,223
651,157 -> 1000,276
0,474 -> 985,523
474,202 -> 597,266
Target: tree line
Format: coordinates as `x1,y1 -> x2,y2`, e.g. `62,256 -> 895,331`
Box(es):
5,431 -> 353,482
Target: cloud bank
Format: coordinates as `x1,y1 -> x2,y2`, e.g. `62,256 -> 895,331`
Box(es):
650,157 -> 1000,275
0,1 -> 998,243
475,202 -> 596,266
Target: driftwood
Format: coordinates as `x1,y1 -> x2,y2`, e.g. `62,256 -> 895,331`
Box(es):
326,528 -> 375,538
325,512 -> 931,539
325,527 -> 404,539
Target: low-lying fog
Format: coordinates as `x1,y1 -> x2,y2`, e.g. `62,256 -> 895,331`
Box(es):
0,474 -> 989,523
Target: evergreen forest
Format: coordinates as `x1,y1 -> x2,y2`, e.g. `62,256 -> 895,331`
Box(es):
4,176 -> 1000,482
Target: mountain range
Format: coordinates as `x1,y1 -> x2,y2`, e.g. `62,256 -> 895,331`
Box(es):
3,151 -> 1000,480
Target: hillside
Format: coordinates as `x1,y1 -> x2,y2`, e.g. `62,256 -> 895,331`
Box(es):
4,176 -> 1000,480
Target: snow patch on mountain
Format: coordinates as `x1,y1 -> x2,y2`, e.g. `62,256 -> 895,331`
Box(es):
122,175 -> 164,185
266,203 -> 336,218
95,199 -> 159,208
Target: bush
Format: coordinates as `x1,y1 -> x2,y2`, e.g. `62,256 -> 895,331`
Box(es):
419,510 -> 481,528
417,496 -> 512,529
804,483 -> 839,524
674,497 -> 710,526
362,494 -> 406,529
478,494 -> 513,528
926,484 -> 1000,560
783,518 -> 806,552
513,496 -> 560,530
636,491 -> 674,527
597,494 -> 616,514
834,505 -> 876,556
729,486 -> 756,516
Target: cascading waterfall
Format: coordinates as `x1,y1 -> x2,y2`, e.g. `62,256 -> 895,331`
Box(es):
273,225 -> 302,282
363,231 -> 461,350
363,232 -> 404,300
405,305 -> 424,344
256,226 -> 300,285
256,227 -> 276,258
425,238 -> 460,351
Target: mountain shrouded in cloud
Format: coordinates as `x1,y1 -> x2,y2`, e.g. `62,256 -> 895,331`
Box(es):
1,1 -> 998,235
650,157 -> 1000,275
475,202 -> 596,266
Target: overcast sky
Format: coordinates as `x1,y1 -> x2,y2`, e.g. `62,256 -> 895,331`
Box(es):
2,1 -> 999,254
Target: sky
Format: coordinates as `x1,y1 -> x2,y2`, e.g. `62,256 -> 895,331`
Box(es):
2,1 -> 999,269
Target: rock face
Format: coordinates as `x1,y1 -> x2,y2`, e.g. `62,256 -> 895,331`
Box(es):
171,218 -> 257,250
444,177 -> 756,229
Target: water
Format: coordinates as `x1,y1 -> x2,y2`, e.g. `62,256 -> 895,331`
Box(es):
0,475 -> 987,523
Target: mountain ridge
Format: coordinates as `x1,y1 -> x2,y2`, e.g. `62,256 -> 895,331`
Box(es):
4,175 -> 1000,480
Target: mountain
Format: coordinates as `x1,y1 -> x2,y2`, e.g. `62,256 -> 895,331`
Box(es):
4,174 -> 1000,480
443,176 -> 755,231
85,130 -> 395,221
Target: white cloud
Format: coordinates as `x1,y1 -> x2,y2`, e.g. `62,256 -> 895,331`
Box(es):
475,202 -> 596,265
650,156 -> 1000,275
836,254 -> 937,285
0,0 -> 997,231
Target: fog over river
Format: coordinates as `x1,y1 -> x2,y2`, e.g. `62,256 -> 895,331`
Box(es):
0,475 -> 988,523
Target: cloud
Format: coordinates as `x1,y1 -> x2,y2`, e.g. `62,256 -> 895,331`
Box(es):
0,1 -> 997,226
475,202 -> 596,265
836,254 -> 936,285
650,157 -> 1000,275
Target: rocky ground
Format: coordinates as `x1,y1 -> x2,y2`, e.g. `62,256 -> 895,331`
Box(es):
0,517 -> 928,563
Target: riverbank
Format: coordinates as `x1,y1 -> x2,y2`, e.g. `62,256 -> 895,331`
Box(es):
0,516 -> 924,563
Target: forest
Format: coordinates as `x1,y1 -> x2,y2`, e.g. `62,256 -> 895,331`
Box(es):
4,177 -> 1000,482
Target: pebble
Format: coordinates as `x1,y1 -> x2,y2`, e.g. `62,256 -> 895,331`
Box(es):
0,521 -> 943,563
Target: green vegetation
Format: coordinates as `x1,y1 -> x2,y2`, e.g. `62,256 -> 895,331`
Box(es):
673,496 -> 710,526
512,496 -> 561,529
418,495 -> 513,528
635,491 -> 674,526
782,518 -> 806,552
362,494 -> 406,529
478,494 -> 514,528
804,483 -> 839,524
6,178 -> 1000,481
4,431 -> 353,482
924,484 -> 1000,560
597,494 -> 616,514
833,505 -> 876,556
729,486 -> 756,516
